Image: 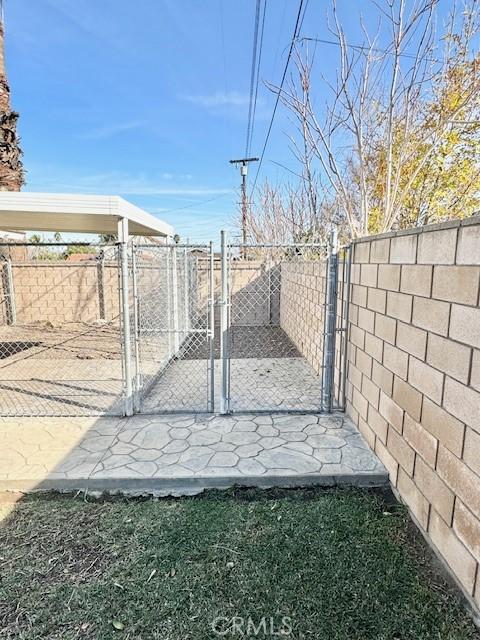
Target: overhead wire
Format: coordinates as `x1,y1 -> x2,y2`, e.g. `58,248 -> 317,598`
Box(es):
298,0 -> 309,33
245,0 -> 262,157
250,0 -> 306,197
297,36 -> 441,63
158,193 -> 230,215
247,0 -> 267,157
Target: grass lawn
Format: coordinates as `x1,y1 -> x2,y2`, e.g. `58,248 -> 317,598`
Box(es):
0,488 -> 478,640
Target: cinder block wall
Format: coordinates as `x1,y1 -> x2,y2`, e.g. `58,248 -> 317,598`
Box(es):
346,216 -> 480,610
279,258 -> 348,404
200,259 -> 280,328
280,261 -> 327,374
9,263 -> 120,324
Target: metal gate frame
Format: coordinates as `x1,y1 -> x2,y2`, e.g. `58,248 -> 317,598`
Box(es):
129,241 -> 215,415
0,232 -> 350,417
115,232 -> 350,417
218,230 -> 350,416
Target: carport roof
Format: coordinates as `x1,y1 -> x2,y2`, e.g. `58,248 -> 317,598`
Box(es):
0,192 -> 174,237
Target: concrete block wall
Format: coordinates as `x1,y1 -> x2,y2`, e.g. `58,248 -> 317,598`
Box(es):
280,261 -> 327,374
279,257 -> 348,405
7,262 -> 120,325
346,216 -> 480,611
229,261 -> 280,326
198,258 -> 281,328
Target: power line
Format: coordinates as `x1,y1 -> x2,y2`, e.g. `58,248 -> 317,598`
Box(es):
159,193 -> 230,215
247,0 -> 267,157
250,0 -> 305,196
297,36 -> 441,63
245,0 -> 262,157
298,0 -> 309,33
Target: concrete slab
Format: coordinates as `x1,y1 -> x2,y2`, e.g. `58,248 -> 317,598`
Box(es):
141,357 -> 324,414
0,326 -> 326,416
0,413 -> 387,496
0,324 -> 124,416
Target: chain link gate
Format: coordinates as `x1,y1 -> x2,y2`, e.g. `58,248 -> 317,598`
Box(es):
0,234 -> 348,417
218,232 -> 349,414
131,243 -> 215,413
0,241 -> 125,416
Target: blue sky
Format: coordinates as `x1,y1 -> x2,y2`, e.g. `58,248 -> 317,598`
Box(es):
5,0 -> 455,242
6,0 -> 307,241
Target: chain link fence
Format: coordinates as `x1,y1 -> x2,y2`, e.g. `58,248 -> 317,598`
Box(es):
131,243 -> 215,413
0,235 -> 349,417
221,242 -> 335,413
0,242 -> 124,416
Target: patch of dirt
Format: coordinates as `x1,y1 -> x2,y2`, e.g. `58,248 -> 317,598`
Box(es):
0,504 -> 116,587
0,322 -> 122,362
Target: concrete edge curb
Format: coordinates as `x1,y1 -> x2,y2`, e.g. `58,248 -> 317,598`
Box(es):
0,471 -> 390,497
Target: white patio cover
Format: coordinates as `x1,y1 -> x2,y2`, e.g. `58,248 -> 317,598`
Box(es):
0,192 -> 173,237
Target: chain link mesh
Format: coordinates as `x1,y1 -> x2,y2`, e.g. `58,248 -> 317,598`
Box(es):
0,242 -> 124,416
225,244 -> 332,413
132,244 -> 214,413
0,239 -> 349,417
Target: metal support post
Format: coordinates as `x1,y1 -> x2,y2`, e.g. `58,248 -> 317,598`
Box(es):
131,245 -> 142,412
4,257 -> 16,325
118,217 -> 133,417
341,244 -> 352,411
220,230 -> 230,414
208,241 -> 215,411
116,248 -> 125,389
321,229 -> 339,412
183,246 -> 189,339
267,252 -> 272,324
171,247 -> 180,352
166,249 -> 173,359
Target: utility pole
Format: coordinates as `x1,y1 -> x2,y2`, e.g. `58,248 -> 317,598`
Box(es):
229,157 -> 258,254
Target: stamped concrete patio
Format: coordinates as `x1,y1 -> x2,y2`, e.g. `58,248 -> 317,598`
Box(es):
0,412 -> 387,495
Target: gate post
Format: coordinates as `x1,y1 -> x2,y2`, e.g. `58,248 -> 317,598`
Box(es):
322,229 -> 339,412
131,245 -> 142,412
171,247 -> 180,353
208,241 -> 215,411
183,246 -> 189,338
220,230 -> 230,414
118,217 -> 133,416
3,257 -> 16,325
166,248 -> 173,359
341,244 -> 352,411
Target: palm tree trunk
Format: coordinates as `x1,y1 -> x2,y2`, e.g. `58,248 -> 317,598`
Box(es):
0,18 -> 24,191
